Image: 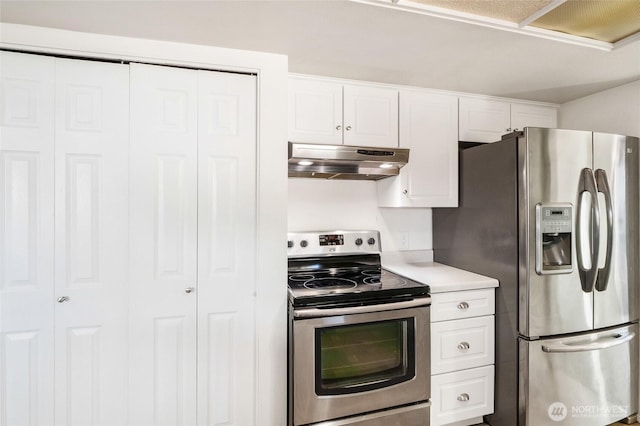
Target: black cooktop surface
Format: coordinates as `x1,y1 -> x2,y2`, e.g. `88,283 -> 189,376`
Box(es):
288,254 -> 429,308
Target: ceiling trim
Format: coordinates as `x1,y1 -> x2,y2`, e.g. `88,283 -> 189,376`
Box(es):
517,0 -> 565,28
351,0 -> 636,52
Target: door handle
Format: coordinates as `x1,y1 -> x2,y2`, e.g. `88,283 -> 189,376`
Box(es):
576,168 -> 600,293
594,169 -> 613,292
542,331 -> 635,353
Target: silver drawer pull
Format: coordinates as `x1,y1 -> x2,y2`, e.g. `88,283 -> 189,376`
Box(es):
185,287 -> 194,294
57,296 -> 70,303
457,393 -> 470,402
458,342 -> 470,351
457,302 -> 470,310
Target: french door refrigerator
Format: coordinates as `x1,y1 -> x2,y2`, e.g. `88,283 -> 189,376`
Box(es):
433,127 -> 639,425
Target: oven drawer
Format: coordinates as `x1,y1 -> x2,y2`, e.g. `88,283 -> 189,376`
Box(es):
431,288 -> 494,322
311,402 -> 430,426
431,315 -> 494,374
431,365 -> 494,426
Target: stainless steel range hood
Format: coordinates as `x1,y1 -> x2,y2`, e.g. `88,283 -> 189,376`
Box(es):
288,142 -> 409,180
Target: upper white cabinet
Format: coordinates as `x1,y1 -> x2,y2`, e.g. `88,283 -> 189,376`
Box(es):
288,77 -> 398,147
378,90 -> 458,207
459,97 -> 557,143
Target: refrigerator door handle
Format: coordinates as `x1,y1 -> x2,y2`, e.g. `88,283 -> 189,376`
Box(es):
594,169 -> 613,292
576,168 -> 600,293
541,331 -> 635,353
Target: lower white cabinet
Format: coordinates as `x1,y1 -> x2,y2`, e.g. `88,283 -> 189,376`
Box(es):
430,288 -> 496,426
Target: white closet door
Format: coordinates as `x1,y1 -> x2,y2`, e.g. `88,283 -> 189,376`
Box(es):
53,58 -> 129,426
0,51 -> 56,426
129,63 -> 198,426
196,71 -> 257,425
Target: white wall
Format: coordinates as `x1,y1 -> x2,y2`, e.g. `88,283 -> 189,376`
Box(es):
559,80 -> 640,137
288,179 -> 432,254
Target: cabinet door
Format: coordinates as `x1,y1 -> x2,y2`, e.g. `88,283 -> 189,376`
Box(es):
343,84 -> 398,147
378,91 -> 457,207
459,97 -> 510,143
129,63 -> 198,426
511,103 -> 557,130
288,78 -> 342,145
196,70 -> 257,425
53,58 -> 129,426
1,51 -> 56,426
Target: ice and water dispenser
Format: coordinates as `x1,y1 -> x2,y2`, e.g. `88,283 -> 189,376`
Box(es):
536,203 -> 573,275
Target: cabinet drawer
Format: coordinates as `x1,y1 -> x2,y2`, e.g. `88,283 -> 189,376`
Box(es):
431,315 -> 494,375
431,288 -> 494,322
431,365 -> 494,426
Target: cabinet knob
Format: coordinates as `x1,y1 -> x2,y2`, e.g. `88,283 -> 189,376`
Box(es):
185,287 -> 195,294
457,393 -> 470,402
457,301 -> 470,310
458,341 -> 471,351
336,125 -> 342,130
402,189 -> 408,195
57,296 -> 70,303
345,125 -> 352,131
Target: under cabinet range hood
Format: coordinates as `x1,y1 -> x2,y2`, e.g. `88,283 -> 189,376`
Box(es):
288,142 -> 409,180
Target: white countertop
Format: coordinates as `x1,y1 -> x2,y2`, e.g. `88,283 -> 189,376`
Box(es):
382,251 -> 499,293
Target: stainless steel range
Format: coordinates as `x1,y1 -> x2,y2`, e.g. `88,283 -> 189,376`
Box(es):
287,230 -> 431,426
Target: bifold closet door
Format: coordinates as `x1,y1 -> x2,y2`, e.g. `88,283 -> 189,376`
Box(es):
53,57 -> 129,426
196,70 -> 257,425
1,51 -> 56,426
129,63 -> 198,426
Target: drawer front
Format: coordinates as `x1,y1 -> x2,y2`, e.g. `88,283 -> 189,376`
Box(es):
431,315 -> 494,374
431,365 -> 494,426
431,288 -> 494,322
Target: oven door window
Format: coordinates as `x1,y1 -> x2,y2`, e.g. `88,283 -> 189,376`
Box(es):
315,318 -> 415,395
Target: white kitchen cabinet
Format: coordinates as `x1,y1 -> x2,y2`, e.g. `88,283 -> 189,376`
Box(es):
1,51 -> 129,426
430,288 -> 496,426
129,63 -> 257,426
377,90 -> 458,207
459,97 -> 557,142
288,76 -> 398,147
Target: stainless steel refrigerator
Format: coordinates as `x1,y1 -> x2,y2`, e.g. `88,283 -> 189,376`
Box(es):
433,127 -> 639,425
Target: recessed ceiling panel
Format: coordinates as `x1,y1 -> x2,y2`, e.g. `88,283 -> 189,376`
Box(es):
410,0 -> 555,23
529,0 -> 640,43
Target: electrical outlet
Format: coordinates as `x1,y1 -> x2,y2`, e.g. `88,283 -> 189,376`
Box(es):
398,232 -> 410,250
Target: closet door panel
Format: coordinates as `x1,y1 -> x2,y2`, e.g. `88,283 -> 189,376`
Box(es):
197,71 -> 257,426
53,58 -> 129,426
0,51 -> 55,426
129,63 -> 197,426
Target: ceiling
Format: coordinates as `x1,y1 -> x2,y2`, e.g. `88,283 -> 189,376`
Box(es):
1,0 -> 639,104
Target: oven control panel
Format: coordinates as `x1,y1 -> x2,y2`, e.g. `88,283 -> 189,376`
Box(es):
287,230 -> 381,257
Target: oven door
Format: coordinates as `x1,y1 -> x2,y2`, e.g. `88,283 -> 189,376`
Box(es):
292,298 -> 430,425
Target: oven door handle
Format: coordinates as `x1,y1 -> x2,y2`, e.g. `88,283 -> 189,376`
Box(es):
293,297 -> 431,318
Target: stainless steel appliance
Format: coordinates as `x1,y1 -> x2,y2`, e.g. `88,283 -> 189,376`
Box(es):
433,128 -> 639,426
288,142 -> 409,180
287,230 -> 431,426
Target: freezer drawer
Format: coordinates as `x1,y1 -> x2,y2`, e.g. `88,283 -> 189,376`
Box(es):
520,323 -> 638,426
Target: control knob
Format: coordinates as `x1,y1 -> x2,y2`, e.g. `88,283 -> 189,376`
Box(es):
300,240 -> 308,248
287,240 -> 294,248
355,238 -> 363,246
367,237 -> 376,245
